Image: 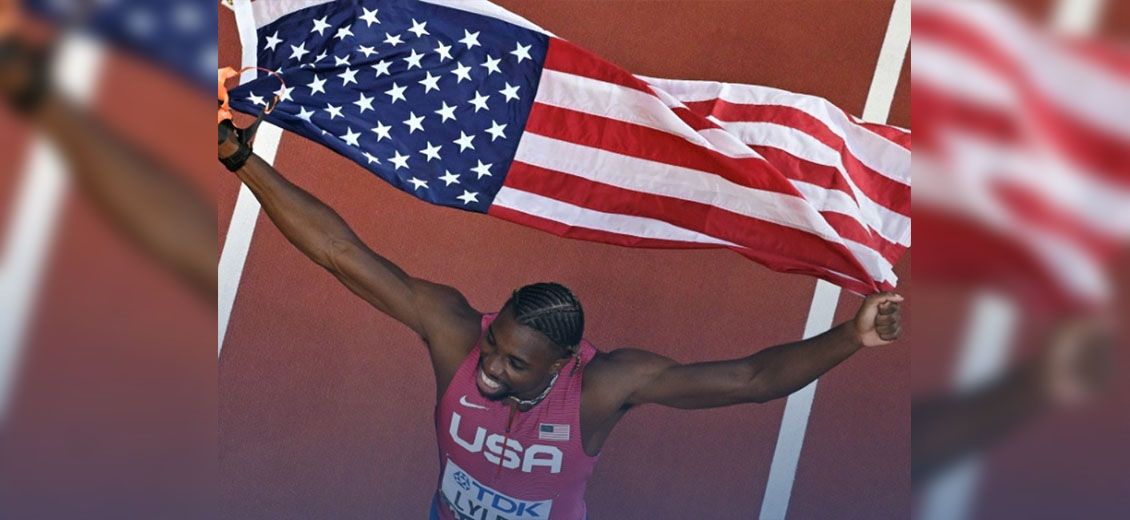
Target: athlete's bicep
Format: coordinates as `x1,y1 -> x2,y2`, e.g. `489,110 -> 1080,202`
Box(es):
612,349 -> 761,409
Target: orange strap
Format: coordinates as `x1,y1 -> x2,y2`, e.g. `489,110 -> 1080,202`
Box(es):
217,65 -> 286,124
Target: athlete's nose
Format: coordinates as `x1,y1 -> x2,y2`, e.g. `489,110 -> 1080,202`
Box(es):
484,355 -> 506,381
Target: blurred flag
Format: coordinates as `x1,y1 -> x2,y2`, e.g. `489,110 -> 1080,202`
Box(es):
913,0 -> 1130,312
22,0 -> 215,93
227,0 -> 911,295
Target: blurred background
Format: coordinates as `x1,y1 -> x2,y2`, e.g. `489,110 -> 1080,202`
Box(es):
912,0 -> 1129,519
0,0 -> 215,518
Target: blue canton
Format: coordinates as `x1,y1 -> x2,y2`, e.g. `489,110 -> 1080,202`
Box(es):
228,0 -> 549,213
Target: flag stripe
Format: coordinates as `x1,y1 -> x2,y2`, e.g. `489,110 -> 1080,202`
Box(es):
688,100 -> 912,216
501,161 -> 884,282
642,77 -> 912,185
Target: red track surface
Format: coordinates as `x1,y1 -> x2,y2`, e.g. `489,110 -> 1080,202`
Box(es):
217,2 -> 910,519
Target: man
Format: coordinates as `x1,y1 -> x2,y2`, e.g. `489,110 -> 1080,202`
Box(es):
219,124 -> 903,520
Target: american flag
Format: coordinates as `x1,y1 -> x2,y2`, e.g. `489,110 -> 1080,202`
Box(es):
228,0 -> 911,295
913,0 -> 1130,311
538,423 -> 569,442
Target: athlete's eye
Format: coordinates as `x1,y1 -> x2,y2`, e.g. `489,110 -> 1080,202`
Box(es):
509,357 -> 527,371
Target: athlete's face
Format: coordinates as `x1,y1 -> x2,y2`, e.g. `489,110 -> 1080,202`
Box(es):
476,306 -> 570,401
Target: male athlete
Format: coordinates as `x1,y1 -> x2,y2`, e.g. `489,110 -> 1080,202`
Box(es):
219,123 -> 903,519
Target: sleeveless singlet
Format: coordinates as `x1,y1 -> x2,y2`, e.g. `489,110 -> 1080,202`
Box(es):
431,313 -> 599,520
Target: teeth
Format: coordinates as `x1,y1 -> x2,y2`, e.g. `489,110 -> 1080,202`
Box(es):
480,370 -> 501,390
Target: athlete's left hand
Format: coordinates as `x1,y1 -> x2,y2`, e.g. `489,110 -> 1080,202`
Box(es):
853,292 -> 904,347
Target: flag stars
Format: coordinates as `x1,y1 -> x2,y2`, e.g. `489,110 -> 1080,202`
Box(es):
409,178 -> 429,191
289,42 -> 309,61
307,74 -> 327,95
435,101 -> 457,122
457,190 -> 479,205
420,142 -> 442,162
404,49 -> 425,70
384,32 -> 404,46
275,85 -> 295,103
486,120 -> 507,141
312,16 -> 331,36
511,42 -> 532,63
419,71 -> 441,93
459,29 -> 481,50
353,92 -> 374,113
453,131 -> 475,152
439,170 -> 460,186
372,59 -> 392,77
359,7 -> 380,27
471,160 -> 493,179
451,62 -> 472,83
408,19 -> 430,38
334,25 -> 354,40
362,151 -> 381,165
296,107 -> 314,123
338,67 -> 359,86
247,92 -> 266,106
389,150 -> 410,170
357,45 -> 377,58
468,91 -> 490,112
324,103 -> 344,119
385,82 -> 407,103
334,55 -> 350,67
499,83 -> 520,102
403,111 -> 425,133
264,31 -> 282,51
434,41 -> 453,61
340,127 -> 361,147
371,121 -> 392,141
481,55 -> 501,75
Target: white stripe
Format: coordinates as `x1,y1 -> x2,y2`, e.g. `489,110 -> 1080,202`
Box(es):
492,187 -> 737,246
760,1 -> 908,517
514,133 -> 896,285
219,1 -> 284,357
912,38 -> 1020,109
640,76 -> 911,186
0,35 -> 106,422
251,0 -> 333,29
759,280 -> 841,520
715,120 -> 911,246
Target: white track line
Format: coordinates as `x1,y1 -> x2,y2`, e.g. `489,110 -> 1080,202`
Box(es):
759,1 -> 909,518
917,292 -> 1017,520
1050,0 -> 1105,36
217,0 -> 284,357
0,34 -> 106,423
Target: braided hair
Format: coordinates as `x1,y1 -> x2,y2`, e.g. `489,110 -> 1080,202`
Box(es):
504,282 -> 584,356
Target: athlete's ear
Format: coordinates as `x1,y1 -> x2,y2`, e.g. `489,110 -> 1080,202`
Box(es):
549,355 -> 570,373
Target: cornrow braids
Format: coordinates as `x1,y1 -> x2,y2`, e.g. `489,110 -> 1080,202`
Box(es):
505,282 -> 584,355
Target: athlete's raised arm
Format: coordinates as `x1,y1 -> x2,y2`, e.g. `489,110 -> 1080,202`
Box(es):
591,293 -> 902,411
218,125 -> 481,356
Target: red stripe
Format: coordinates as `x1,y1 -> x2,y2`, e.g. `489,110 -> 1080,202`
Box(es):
683,99 -> 911,216
500,161 -> 878,287
543,38 -> 654,94
992,182 -> 1120,261
525,103 -> 800,197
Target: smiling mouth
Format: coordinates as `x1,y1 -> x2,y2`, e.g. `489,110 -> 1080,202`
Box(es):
477,368 -> 504,394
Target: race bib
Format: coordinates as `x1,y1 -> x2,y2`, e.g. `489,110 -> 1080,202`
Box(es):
439,459 -> 554,520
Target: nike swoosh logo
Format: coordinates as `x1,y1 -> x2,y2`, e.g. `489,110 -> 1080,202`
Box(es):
459,395 -> 488,410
